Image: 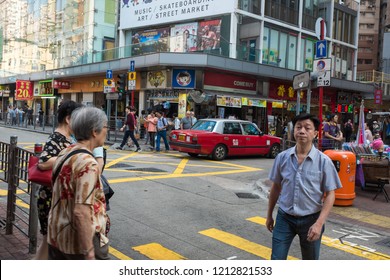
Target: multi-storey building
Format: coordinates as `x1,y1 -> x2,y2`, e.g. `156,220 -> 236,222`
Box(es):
0,0 -> 378,134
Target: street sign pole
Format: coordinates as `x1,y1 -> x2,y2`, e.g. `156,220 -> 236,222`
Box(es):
318,19 -> 325,150
296,90 -> 301,116
130,61 -> 135,107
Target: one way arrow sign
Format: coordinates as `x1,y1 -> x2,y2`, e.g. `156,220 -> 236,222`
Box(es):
315,40 -> 327,59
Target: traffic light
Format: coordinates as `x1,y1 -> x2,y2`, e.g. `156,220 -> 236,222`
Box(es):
116,73 -> 127,99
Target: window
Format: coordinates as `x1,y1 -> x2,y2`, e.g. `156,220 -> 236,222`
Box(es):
242,123 -> 260,135
223,122 -> 242,135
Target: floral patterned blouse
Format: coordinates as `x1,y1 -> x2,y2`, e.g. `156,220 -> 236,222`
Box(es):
39,131 -> 72,163
47,144 -> 109,255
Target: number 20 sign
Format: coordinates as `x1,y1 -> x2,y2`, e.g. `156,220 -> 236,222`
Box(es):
15,80 -> 33,100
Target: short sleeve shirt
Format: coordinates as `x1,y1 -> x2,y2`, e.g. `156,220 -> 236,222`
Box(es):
269,145 -> 342,216
180,117 -> 192,129
47,145 -> 109,254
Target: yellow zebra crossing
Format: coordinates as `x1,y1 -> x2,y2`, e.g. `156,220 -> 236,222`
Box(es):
246,216 -> 390,260
2,186 -> 389,260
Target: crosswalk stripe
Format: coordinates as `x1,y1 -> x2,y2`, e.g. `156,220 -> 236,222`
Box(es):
199,228 -> 298,260
109,246 -> 133,260
132,243 -> 187,260
331,207 -> 390,229
246,216 -> 390,260
0,189 -> 27,196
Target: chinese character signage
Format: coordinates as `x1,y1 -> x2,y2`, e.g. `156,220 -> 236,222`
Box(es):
53,80 -> 71,89
15,80 -> 33,100
374,89 -> 382,105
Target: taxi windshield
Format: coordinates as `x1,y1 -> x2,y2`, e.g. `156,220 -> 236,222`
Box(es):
191,120 -> 216,132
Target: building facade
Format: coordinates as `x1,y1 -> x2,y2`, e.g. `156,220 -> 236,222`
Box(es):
0,0 -> 378,135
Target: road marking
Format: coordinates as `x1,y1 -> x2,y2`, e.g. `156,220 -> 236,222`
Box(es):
132,243 -> 187,260
331,207 -> 390,229
173,158 -> 189,174
0,189 -> 26,196
108,168 -> 260,184
199,228 -> 298,260
105,153 -> 139,169
109,246 -> 132,260
246,216 -> 390,260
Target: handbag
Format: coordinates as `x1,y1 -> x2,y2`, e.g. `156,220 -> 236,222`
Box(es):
101,174 -> 114,211
28,156 -> 52,187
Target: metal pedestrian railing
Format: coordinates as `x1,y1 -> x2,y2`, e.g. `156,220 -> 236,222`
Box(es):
1,136 -> 38,254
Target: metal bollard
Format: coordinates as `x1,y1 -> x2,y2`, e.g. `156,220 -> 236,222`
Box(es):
27,143 -> 42,254
6,136 -> 18,235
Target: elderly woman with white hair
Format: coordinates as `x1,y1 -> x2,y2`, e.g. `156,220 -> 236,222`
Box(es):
47,106 -> 110,260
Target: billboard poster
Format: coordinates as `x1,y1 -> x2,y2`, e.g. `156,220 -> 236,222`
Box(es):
15,80 -> 33,101
216,96 -> 242,108
172,69 -> 195,88
132,27 -> 170,55
170,22 -> 198,52
146,70 -> 167,89
198,19 -> 221,50
120,0 -> 234,29
178,93 -> 187,118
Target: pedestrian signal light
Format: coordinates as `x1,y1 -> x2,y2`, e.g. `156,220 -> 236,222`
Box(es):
116,73 -> 127,94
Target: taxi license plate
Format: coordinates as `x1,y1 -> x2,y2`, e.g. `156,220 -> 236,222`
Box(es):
179,135 -> 185,141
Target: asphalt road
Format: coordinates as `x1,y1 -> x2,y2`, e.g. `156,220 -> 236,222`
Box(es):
1,125 -> 390,260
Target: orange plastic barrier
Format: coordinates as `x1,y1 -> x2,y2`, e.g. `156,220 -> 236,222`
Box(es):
324,150 -> 356,206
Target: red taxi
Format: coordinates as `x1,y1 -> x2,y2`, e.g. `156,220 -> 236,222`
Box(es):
169,119 -> 281,160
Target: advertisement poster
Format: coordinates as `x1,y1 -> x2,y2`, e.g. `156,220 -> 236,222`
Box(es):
217,96 -> 242,108
170,22 -> 198,52
242,98 -> 266,107
178,93 -> 187,119
15,80 -> 33,101
198,19 -> 221,50
146,70 -> 167,89
120,0 -> 234,29
172,69 -> 195,88
132,27 -> 170,55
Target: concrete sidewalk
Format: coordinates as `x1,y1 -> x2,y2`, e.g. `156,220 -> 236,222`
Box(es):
0,198 -> 32,260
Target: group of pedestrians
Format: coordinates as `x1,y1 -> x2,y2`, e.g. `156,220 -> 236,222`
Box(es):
5,104 -> 41,126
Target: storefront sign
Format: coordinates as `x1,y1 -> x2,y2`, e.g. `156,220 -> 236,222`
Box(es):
172,69 -> 195,88
204,72 -> 257,95
15,80 -> 34,100
0,86 -> 11,97
146,70 -> 167,89
216,96 -> 242,108
53,80 -> 71,89
37,80 -> 54,96
242,98 -> 266,107
120,0 -> 235,29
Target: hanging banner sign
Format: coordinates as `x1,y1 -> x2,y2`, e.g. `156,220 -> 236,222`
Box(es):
374,89 -> 383,105
15,80 -> 34,100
